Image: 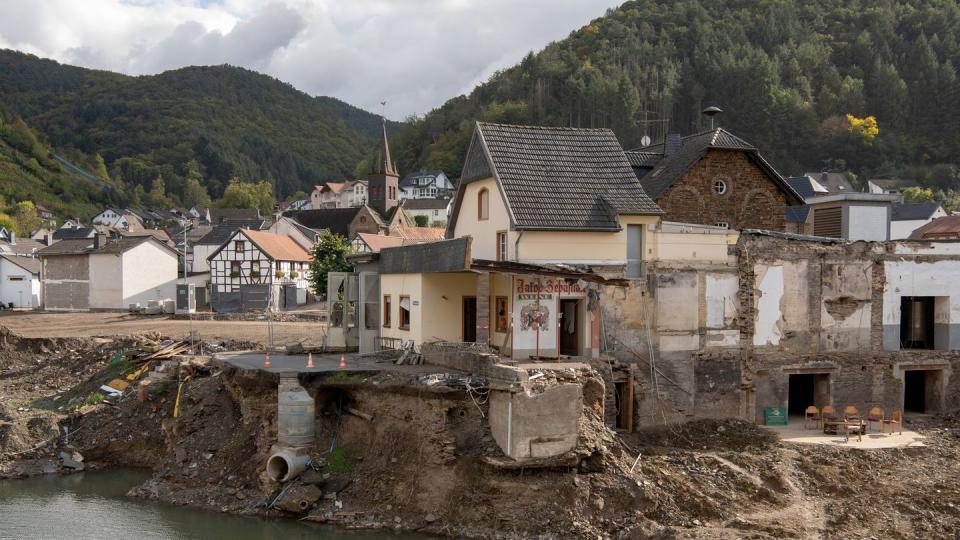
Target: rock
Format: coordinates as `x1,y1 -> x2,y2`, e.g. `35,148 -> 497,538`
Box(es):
425,514 -> 437,523
275,484 -> 323,514
59,451 -> 85,471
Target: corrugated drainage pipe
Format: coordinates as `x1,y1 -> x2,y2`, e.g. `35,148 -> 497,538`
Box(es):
266,447 -> 309,483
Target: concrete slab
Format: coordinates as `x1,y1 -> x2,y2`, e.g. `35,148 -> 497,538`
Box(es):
763,422 -> 925,449
217,351 -> 386,374
516,362 -> 591,371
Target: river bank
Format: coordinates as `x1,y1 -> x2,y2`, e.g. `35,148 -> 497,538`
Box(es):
3,325 -> 960,538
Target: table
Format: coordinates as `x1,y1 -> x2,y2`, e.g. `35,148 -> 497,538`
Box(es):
823,419 -> 866,442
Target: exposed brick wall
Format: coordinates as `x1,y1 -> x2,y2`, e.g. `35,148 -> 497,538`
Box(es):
656,149 -> 791,231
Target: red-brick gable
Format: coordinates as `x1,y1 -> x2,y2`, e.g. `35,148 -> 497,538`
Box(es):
656,149 -> 790,231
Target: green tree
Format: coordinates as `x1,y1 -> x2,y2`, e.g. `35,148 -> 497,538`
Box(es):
413,214 -> 429,227
13,201 -> 41,235
902,187 -> 935,203
353,158 -> 370,179
148,175 -> 173,208
308,231 -> 352,296
94,153 -> 110,181
182,161 -> 211,208
218,178 -> 276,215
0,213 -> 15,232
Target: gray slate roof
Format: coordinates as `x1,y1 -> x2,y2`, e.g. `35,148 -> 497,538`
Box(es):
402,198 -> 450,210
53,227 -> 95,240
802,172 -> 854,193
0,254 -> 41,274
627,128 -> 803,204
869,178 -> 917,191
452,122 -> 661,232
892,202 -> 942,221
37,236 -> 178,257
286,208 -> 363,238
195,219 -> 268,246
785,205 -> 811,223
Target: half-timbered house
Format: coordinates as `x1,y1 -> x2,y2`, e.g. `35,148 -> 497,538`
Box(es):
207,229 -> 312,312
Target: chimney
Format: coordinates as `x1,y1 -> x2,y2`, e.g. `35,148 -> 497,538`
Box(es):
94,232 -> 106,250
664,133 -> 682,156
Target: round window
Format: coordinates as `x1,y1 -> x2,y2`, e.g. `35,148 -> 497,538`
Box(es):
713,179 -> 727,195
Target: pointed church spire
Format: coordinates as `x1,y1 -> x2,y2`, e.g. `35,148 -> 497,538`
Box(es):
372,101 -> 397,176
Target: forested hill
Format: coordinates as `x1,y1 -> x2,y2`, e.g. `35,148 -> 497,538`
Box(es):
394,0 -> 960,194
0,49 -> 398,204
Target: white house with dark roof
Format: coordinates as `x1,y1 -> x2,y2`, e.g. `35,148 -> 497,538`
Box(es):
0,254 -> 41,308
890,202 -> 947,239
37,234 -> 179,311
402,198 -> 451,226
399,170 -> 454,200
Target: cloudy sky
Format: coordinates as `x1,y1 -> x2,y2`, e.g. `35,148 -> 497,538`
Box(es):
0,0 -> 621,119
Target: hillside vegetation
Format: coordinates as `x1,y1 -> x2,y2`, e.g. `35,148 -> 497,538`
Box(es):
0,50 -> 397,206
394,0 -> 960,193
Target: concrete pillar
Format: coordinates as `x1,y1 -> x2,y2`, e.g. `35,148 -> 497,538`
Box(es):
477,273 -> 490,344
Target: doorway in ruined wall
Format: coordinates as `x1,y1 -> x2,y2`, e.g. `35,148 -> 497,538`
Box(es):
559,298 -> 581,356
904,369 -> 945,414
788,373 -> 831,417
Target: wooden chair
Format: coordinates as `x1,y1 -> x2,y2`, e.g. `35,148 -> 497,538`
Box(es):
882,410 -> 903,435
821,405 -> 839,422
843,405 -> 860,419
804,406 -> 821,429
866,407 -> 884,431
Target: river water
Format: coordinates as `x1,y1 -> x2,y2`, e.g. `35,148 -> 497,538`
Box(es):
0,469 -> 427,539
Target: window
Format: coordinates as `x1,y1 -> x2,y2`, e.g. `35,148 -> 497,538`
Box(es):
433,210 -> 439,217
496,231 -> 507,261
495,296 -> 508,333
715,222 -> 729,228
383,295 -> 392,327
234,240 -> 245,251
399,296 -> 411,330
230,261 -> 241,277
8,276 -> 24,281
478,188 -> 490,220
712,179 -> 727,195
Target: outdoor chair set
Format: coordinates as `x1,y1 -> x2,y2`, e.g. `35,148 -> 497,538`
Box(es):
804,405 -> 903,442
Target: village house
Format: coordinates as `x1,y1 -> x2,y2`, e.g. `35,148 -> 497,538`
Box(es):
267,215 -> 319,252
868,178 -> 920,195
401,198 -> 450,227
889,202 -> 947,239
0,254 -> 41,308
375,122 -> 665,359
398,170 -> 454,200
36,233 -> 178,311
625,128 -> 803,230
207,229 -> 312,312
190,219 -> 268,273
52,225 -> 96,241
309,180 -> 368,209
909,215 -> 960,240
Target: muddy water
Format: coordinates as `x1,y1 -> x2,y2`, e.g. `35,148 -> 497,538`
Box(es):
0,469 -> 428,539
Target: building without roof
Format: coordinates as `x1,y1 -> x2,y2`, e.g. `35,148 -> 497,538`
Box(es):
625,128 -> 803,231
37,234 -> 179,311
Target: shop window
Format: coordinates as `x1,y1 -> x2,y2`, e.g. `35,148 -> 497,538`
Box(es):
383,295 -> 392,327
399,296 -> 411,330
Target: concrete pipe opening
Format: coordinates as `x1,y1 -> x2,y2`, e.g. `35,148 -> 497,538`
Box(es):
266,449 -> 309,483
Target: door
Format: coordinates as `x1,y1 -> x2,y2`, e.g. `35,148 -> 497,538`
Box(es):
5,275 -> 31,308
462,297 -> 477,342
560,299 -> 580,356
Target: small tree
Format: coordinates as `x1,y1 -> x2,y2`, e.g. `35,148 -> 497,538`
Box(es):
308,232 -> 352,296
13,201 -> 41,235
413,214 -> 429,227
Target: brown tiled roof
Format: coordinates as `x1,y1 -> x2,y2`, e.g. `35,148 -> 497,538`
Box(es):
451,122 -> 661,233
909,216 -> 960,240
356,233 -> 405,253
242,229 -> 312,262
395,225 -> 446,241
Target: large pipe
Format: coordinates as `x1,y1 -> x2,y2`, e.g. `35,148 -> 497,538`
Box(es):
266,447 -> 310,483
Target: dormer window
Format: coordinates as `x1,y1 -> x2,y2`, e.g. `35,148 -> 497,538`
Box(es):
478,188 -> 490,220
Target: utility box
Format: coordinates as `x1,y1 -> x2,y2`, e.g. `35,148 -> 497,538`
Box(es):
176,284 -> 196,314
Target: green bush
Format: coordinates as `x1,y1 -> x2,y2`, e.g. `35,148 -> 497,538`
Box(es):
325,446 -> 355,474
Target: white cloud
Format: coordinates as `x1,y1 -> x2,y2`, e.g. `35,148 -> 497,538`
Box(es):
0,0 -> 620,118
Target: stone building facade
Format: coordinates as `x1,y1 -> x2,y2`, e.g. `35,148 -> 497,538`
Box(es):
657,150 -> 790,231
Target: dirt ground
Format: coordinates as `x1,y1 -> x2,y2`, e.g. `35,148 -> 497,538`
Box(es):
0,311 -> 323,343
2,326 -> 960,538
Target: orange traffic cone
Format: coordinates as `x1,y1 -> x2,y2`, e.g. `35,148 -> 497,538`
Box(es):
339,354 -> 347,370
306,352 -> 315,369
264,351 -> 271,369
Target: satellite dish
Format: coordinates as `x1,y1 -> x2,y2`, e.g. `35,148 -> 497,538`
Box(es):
640,135 -> 652,147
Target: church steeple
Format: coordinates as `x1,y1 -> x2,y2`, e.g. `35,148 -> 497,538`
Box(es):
372,117 -> 397,176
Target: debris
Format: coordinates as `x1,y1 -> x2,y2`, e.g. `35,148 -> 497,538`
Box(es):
345,407 -> 373,422
274,484 -> 322,514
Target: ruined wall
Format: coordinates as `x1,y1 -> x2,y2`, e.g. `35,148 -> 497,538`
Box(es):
42,255 -> 90,311
655,149 -> 791,231
602,233 -> 960,428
